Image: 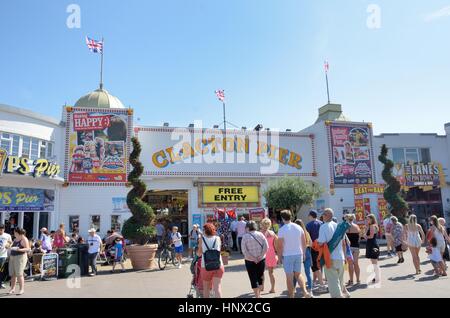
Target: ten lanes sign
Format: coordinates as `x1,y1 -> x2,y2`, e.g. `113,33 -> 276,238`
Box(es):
0,148 -> 60,178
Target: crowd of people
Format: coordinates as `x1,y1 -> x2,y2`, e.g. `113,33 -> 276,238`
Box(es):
1,210 -> 449,298
0,223 -> 128,295
184,208 -> 449,298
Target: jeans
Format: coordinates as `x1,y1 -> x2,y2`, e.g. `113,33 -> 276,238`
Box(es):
303,247 -> 313,290
88,253 -> 98,274
0,257 -> 6,286
238,237 -> 243,254
231,232 -> 237,251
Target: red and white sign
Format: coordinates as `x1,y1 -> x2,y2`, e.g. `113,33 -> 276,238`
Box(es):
73,113 -> 111,131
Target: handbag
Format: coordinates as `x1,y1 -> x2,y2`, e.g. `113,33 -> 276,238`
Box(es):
444,244 -> 450,261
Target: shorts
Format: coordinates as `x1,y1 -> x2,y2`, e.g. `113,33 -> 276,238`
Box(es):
113,255 -> 124,263
189,240 -> 198,249
395,245 -> 403,252
283,255 -> 303,274
175,245 -> 184,254
201,266 -> 225,282
310,250 -> 320,272
350,247 -> 360,254
9,254 -> 28,277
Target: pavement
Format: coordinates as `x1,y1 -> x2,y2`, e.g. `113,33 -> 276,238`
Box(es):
1,248 -> 448,298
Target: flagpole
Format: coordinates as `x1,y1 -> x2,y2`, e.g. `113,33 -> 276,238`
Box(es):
223,102 -> 226,131
100,37 -> 104,90
325,71 -> 330,104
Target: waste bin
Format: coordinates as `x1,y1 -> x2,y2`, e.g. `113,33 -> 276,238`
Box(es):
77,244 -> 89,276
57,248 -> 79,278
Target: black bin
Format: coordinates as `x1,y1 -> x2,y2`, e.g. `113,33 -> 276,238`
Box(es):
77,244 -> 89,276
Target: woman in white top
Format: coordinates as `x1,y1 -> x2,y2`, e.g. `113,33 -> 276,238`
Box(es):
405,214 -> 425,275
197,223 -> 224,298
430,216 -> 446,256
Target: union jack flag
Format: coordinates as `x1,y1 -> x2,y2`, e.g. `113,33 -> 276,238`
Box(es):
324,60 -> 330,73
215,89 -> 225,102
86,36 -> 103,53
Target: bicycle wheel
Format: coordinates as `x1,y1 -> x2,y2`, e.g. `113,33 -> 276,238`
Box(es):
158,249 -> 167,270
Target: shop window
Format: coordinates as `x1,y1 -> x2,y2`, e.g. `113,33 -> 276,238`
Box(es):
39,141 -> 47,159
111,215 -> 121,232
392,148 -> 405,164
405,148 -> 419,164
90,215 -> 101,232
47,142 -> 53,158
31,138 -> 39,160
0,133 -> 12,153
12,135 -> 20,156
69,215 -> 80,233
420,148 -> 431,163
22,136 -> 30,158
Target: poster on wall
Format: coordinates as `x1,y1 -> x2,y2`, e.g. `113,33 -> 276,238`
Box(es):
328,123 -> 375,186
315,200 -> 325,215
249,208 -> 266,222
192,214 -> 203,230
65,107 -> 132,184
353,184 -> 388,234
0,187 -> 55,211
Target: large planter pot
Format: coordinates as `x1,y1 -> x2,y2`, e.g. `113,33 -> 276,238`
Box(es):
127,244 -> 158,270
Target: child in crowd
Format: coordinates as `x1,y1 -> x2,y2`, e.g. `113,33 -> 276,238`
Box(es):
32,241 -> 45,255
111,237 -> 125,273
429,238 -> 447,277
171,226 -> 184,269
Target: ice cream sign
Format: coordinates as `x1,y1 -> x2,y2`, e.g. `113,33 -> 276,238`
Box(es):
0,148 -> 60,178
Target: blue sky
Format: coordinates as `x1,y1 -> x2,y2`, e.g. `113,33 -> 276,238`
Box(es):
1,1 -> 449,134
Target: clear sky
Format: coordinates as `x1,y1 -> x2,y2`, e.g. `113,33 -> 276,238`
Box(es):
1,1 -> 449,134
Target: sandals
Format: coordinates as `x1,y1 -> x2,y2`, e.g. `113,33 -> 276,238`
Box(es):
347,280 -> 354,286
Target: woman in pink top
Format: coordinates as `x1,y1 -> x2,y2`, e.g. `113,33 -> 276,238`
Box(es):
53,224 -> 68,249
260,218 -> 278,293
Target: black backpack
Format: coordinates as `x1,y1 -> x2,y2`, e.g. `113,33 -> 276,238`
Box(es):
202,236 -> 221,271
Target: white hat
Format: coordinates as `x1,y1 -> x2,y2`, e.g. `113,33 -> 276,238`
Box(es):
88,228 -> 97,233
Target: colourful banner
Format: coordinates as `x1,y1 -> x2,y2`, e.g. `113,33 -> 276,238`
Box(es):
66,108 -> 131,184
249,208 -> 266,222
329,124 -> 374,185
354,199 -> 365,226
403,163 -> 443,187
0,187 -> 55,212
192,214 -> 203,230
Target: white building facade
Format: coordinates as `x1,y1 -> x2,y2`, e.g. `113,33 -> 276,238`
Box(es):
1,91 -> 449,239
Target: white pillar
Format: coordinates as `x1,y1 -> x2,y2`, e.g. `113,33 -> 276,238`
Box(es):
34,213 -> 40,240
18,212 -> 24,229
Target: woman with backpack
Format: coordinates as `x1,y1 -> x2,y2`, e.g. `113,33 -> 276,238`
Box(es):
241,221 -> 269,298
197,223 -> 224,298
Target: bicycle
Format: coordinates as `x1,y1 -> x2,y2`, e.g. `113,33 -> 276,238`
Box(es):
158,240 -> 179,270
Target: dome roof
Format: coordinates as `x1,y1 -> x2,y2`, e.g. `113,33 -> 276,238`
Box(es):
74,88 -> 125,109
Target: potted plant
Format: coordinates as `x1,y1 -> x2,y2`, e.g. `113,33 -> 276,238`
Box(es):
122,137 -> 158,270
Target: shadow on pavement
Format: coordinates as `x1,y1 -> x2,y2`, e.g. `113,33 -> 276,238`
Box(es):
347,283 -> 368,292
223,263 -> 247,272
387,274 -> 415,281
415,275 -> 440,282
380,263 -> 398,268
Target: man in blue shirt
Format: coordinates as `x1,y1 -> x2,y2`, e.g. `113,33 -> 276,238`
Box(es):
306,210 -> 324,289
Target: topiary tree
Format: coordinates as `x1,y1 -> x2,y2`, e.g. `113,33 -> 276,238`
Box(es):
122,137 -> 155,245
378,144 -> 408,223
263,176 -> 323,217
